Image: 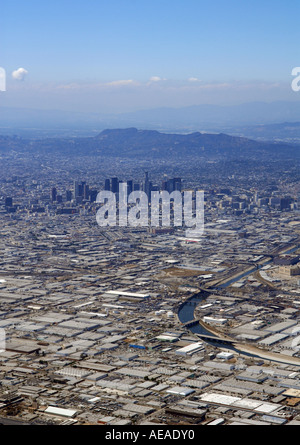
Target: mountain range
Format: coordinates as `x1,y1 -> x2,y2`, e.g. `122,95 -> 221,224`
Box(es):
0,127 -> 299,160
1,101 -> 300,139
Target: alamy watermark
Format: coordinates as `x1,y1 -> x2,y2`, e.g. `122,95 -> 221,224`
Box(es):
292,67 -> 300,92
96,183 -> 204,238
0,329 -> 5,353
0,66 -> 29,90
0,67 -> 6,92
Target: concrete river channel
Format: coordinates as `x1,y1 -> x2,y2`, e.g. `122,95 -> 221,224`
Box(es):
177,243 -> 300,365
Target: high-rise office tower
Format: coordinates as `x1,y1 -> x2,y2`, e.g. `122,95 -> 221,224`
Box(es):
167,178 -> 174,193
144,171 -> 150,199
83,184 -> 90,200
174,178 -> 182,192
127,180 -> 133,195
280,197 -> 292,210
79,181 -> 85,197
74,181 -> 80,199
66,190 -> 72,202
104,179 -> 111,191
161,180 -> 168,191
90,190 -> 98,202
111,177 -> 119,194
5,197 -> 13,207
51,187 -> 57,202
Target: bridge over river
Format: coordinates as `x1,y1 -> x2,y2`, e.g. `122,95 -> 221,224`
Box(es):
183,319 -> 235,345
179,289 -> 300,367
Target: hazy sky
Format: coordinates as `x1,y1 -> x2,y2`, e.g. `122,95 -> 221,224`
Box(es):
1,0 -> 300,113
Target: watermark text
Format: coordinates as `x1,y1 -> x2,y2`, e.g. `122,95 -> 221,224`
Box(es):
96,183 -> 204,238
0,67 -> 6,92
292,67 -> 300,92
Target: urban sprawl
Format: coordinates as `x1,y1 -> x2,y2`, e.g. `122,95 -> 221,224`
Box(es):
0,152 -> 300,426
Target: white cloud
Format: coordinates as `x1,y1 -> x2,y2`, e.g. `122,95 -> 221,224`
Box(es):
149,76 -> 162,82
12,67 -> 28,81
188,77 -> 201,82
106,79 -> 137,87
52,79 -> 140,91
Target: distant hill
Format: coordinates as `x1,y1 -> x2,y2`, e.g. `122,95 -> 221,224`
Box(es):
91,128 -> 286,158
0,127 -> 299,160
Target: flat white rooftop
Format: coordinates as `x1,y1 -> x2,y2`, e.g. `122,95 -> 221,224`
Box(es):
106,290 -> 150,298
45,406 -> 77,418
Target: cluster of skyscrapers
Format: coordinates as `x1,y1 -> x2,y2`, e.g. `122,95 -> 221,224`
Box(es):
50,181 -> 98,204
104,172 -> 182,201
49,173 -> 182,206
